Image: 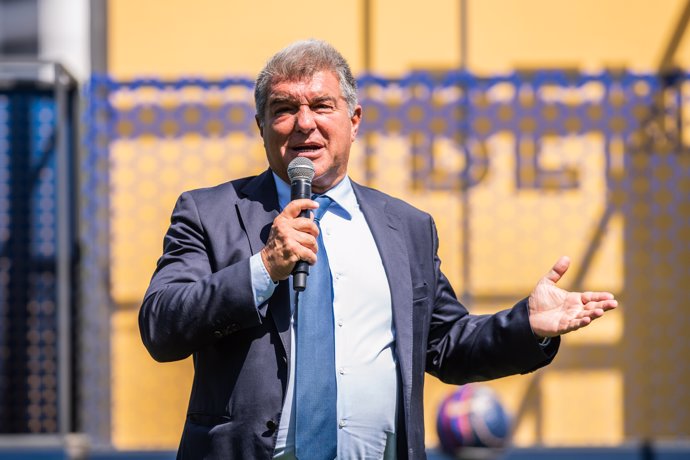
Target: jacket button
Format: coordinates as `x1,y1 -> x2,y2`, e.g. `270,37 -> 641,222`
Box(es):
266,419 -> 278,430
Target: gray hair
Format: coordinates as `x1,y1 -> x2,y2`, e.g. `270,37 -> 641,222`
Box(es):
254,39 -> 358,125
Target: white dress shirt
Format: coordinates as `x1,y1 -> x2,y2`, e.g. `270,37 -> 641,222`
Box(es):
250,173 -> 399,459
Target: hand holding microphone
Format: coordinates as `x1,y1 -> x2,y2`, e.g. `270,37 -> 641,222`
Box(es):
260,158 -> 319,287
287,158 -> 317,291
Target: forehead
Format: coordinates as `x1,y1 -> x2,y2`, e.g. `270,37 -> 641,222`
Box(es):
267,70 -> 343,102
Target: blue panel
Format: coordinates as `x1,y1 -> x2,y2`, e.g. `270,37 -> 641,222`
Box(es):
501,447 -> 643,460
654,442 -> 690,460
88,451 -> 176,460
0,450 -> 66,460
0,88 -> 60,434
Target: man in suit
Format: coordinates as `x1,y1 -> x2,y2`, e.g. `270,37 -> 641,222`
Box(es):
139,39 -> 618,460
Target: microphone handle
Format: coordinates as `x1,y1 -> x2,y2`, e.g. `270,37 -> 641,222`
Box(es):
290,179 -> 311,291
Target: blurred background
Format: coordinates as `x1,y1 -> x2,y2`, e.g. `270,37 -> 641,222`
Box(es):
0,0 -> 689,458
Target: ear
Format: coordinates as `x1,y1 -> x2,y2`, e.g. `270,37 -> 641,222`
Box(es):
350,105 -> 362,142
255,115 -> 264,137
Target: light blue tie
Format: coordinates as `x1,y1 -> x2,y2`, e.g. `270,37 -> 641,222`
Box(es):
295,195 -> 337,460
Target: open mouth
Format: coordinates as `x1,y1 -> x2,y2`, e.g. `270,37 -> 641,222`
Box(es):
291,144 -> 323,154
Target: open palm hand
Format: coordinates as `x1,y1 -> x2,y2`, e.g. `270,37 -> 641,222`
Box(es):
528,256 -> 618,338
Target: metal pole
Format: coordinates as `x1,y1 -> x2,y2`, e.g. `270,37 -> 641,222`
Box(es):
460,0 -> 467,71
362,0 -> 372,72
459,0 -> 471,304
54,62 -> 72,435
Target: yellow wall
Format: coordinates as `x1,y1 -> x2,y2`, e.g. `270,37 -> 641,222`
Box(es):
109,0 -> 364,78
106,0 -> 690,450
467,0 -> 690,73
109,0 -> 690,79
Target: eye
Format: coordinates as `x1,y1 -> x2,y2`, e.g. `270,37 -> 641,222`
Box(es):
273,105 -> 293,116
313,102 -> 335,113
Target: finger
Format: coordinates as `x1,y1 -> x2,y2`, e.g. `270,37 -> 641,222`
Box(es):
291,217 -> 320,237
544,255 -> 570,284
560,317 -> 585,334
296,246 -> 317,265
571,316 -> 592,330
581,292 -> 618,312
591,299 -> 618,311
577,300 -> 618,324
267,220 -> 317,258
293,231 -> 319,256
282,199 -> 319,218
278,235 -> 317,265
579,307 -> 605,319
581,291 -> 615,303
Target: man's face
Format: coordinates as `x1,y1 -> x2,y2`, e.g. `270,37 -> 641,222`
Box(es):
256,70 -> 362,194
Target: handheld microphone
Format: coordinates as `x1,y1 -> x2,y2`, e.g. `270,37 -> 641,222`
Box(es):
287,157 -> 316,291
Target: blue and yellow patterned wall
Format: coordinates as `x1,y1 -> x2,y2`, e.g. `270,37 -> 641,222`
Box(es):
87,0 -> 690,450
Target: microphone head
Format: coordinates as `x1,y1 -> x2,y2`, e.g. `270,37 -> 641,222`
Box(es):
287,157 -> 315,183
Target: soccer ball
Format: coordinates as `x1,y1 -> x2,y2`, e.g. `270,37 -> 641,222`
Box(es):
436,384 -> 511,455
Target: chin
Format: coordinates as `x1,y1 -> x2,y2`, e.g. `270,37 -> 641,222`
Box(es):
313,174 -> 344,193
311,178 -> 329,193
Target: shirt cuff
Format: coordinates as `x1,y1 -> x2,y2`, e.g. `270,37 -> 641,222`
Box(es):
250,252 -> 278,307
537,336 -> 552,347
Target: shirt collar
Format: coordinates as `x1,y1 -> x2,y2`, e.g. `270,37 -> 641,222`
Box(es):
271,171 -> 356,220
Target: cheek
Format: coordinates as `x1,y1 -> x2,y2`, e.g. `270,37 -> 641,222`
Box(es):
265,131 -> 289,151
266,120 -> 293,139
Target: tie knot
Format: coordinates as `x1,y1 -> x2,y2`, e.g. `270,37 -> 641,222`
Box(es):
312,195 -> 332,222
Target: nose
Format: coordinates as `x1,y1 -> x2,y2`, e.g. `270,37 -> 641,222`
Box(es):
294,105 -> 316,133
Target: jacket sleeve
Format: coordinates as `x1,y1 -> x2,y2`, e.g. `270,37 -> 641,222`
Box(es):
139,191 -> 262,362
424,218 -> 559,384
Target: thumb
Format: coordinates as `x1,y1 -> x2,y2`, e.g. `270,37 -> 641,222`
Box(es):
283,198 -> 318,218
544,256 -> 570,284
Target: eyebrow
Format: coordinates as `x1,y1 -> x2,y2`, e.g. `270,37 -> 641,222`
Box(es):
267,95 -> 295,106
267,94 -> 339,107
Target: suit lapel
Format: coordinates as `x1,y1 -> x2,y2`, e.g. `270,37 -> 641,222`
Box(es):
352,183 -> 414,406
236,170 -> 291,358
236,169 -> 279,255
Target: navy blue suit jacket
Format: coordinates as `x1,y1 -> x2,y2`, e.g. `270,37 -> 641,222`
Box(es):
139,169 -> 559,459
